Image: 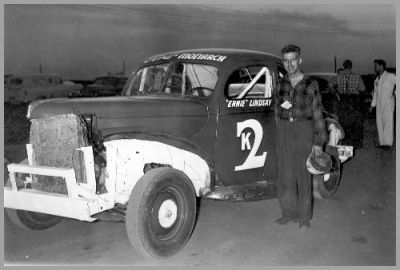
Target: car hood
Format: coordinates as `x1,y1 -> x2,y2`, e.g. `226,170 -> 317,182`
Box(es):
30,95 -> 206,116
27,95 -> 210,138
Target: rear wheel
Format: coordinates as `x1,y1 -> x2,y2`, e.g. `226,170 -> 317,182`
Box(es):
125,167 -> 197,259
313,145 -> 341,199
4,159 -> 63,230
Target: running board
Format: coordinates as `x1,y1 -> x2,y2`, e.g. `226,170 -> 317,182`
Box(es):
204,181 -> 277,202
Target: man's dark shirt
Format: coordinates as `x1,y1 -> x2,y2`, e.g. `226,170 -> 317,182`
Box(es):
275,75 -> 327,146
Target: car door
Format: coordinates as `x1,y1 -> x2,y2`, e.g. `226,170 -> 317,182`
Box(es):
215,64 -> 278,186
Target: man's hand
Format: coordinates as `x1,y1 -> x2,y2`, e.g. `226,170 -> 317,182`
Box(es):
312,145 -> 323,156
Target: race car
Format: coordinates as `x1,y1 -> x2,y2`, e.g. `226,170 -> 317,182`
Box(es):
4,48 -> 353,259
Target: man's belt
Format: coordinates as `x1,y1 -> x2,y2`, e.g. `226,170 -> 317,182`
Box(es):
280,116 -> 313,122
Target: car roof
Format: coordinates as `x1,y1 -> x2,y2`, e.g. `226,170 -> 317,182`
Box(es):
141,48 -> 281,67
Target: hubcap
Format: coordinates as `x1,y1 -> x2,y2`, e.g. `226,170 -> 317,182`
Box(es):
158,199 -> 178,228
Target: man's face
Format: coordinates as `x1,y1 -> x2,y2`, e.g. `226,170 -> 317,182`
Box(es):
282,52 -> 302,75
374,63 -> 382,74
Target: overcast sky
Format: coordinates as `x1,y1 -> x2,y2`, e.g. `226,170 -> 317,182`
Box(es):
4,4 -> 396,80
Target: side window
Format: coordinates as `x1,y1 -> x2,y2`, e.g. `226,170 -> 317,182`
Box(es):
226,65 -> 272,99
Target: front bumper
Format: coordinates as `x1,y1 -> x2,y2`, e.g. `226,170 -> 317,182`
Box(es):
4,146 -> 115,222
336,145 -> 353,163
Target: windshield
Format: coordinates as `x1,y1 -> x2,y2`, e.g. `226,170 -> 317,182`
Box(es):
123,62 -> 219,97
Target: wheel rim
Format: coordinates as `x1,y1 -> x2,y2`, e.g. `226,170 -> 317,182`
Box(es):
149,185 -> 187,242
158,199 -> 178,228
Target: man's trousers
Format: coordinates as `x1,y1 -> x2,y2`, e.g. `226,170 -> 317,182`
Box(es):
276,119 -> 314,223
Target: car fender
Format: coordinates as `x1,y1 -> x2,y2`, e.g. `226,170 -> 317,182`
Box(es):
104,138 -> 212,202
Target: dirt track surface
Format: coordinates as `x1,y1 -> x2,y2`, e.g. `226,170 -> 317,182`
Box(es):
4,118 -> 396,266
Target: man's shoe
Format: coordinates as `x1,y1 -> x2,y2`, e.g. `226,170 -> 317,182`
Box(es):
275,216 -> 291,225
275,216 -> 299,225
291,217 -> 299,223
299,220 -> 311,228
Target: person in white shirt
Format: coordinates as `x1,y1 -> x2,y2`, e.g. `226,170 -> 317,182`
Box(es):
369,59 -> 396,149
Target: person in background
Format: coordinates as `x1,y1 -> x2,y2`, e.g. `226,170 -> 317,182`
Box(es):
328,60 -> 366,148
274,44 -> 327,229
369,59 -> 396,150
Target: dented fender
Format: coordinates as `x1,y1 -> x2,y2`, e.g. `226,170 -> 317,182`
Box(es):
104,138 -> 212,202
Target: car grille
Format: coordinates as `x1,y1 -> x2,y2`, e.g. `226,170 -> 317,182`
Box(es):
29,114 -> 89,194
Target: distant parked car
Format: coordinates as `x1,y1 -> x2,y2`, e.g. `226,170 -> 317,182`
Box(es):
4,74 -> 14,85
308,72 -> 338,113
68,79 -> 94,87
74,75 -> 128,97
4,73 -> 83,103
307,72 -> 337,91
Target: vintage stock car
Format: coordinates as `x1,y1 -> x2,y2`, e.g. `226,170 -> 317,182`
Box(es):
4,49 -> 353,259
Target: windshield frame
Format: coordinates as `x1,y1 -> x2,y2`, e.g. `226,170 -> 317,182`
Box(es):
122,60 -> 220,98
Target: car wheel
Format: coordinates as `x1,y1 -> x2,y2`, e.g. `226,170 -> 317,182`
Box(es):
4,159 -> 63,230
125,167 -> 197,259
313,145 -> 341,199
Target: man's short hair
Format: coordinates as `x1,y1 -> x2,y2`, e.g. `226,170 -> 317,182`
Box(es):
343,60 -> 352,69
374,59 -> 386,68
281,44 -> 301,55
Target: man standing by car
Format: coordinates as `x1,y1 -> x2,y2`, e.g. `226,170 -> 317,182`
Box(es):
369,59 -> 396,149
328,60 -> 366,148
274,44 -> 327,228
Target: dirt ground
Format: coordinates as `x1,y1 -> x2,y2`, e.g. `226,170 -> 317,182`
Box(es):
3,117 -> 396,266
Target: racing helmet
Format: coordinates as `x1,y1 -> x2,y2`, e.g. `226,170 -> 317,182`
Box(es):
306,151 -> 332,175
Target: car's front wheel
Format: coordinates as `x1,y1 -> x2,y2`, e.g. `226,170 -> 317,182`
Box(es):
125,167 -> 197,259
313,145 -> 341,199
